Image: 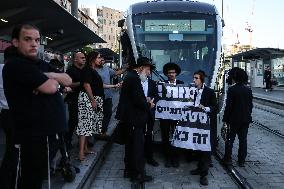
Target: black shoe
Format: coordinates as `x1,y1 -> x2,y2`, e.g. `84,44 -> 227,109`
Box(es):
200,176 -> 208,186
147,158 -> 159,167
190,168 -> 201,175
131,174 -> 153,183
221,158 -> 232,165
124,169 -> 131,178
165,159 -> 171,168
238,161 -> 245,167
172,159 -> 180,168
130,181 -> 141,189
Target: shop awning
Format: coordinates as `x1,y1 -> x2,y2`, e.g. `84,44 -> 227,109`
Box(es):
229,48 -> 284,61
0,0 -> 105,52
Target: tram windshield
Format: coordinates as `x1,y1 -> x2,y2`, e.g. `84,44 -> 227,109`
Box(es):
132,12 -> 217,85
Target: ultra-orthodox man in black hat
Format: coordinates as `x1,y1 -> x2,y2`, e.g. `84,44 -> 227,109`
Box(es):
160,62 -> 184,168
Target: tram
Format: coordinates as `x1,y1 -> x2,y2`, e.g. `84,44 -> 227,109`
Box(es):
118,0 -> 226,141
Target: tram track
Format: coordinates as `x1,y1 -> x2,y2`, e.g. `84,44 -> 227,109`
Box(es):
253,101 -> 284,139
214,150 -> 253,189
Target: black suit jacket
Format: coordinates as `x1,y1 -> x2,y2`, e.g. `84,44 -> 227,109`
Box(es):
196,85 -> 218,151
147,79 -> 159,123
166,79 -> 184,85
223,83 -> 253,126
116,70 -> 150,128
200,86 -> 217,117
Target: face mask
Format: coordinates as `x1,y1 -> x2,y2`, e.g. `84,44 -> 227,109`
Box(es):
139,73 -> 147,82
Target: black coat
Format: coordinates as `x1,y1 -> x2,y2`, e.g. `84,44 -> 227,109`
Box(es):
116,70 -> 150,128
223,83 -> 253,126
200,86 -> 217,118
146,79 -> 159,123
166,79 -> 184,85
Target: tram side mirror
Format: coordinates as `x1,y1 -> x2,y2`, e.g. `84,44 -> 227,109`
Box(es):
222,19 -> 225,27
118,19 -> 125,28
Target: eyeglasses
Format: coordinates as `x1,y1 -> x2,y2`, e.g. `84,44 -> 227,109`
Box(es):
194,77 -> 200,80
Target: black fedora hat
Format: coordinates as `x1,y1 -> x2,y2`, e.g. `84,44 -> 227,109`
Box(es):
134,57 -> 155,70
163,62 -> 181,76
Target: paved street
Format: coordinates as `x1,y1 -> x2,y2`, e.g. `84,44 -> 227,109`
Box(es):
90,143 -> 237,189
252,87 -> 284,104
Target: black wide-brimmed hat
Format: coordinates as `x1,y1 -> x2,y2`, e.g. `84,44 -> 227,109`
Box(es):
134,57 -> 155,70
163,62 -> 181,76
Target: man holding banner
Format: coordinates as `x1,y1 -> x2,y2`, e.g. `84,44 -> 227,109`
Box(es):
189,70 -> 217,186
159,62 -> 183,168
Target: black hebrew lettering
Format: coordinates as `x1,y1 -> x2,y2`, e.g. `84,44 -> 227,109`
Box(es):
193,133 -> 208,144
193,133 -> 201,144
174,130 -> 182,140
201,134 -> 208,144
181,131 -> 189,141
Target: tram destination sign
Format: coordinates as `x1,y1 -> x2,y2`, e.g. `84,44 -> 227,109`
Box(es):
145,19 -> 206,32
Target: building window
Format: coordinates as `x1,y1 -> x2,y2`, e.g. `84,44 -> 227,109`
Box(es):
111,28 -> 113,33
104,19 -> 106,25
106,13 -> 108,18
109,35 -> 111,40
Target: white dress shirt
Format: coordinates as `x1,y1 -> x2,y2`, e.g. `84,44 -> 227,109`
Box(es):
168,79 -> 177,85
141,79 -> 148,97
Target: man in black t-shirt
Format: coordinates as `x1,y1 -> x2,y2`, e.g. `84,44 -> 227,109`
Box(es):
2,24 -> 72,189
65,52 -> 86,148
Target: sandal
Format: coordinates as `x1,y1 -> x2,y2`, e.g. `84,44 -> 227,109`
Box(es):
84,150 -> 95,154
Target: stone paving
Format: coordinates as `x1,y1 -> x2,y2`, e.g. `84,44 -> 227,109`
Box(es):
90,144 -> 238,189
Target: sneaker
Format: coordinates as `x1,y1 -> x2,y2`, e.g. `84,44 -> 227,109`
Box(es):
200,176 -> 208,186
190,168 -> 201,175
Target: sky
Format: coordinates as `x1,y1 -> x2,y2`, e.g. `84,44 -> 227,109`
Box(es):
79,0 -> 284,49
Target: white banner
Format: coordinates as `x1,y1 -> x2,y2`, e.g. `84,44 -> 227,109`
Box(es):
155,100 -> 194,120
154,83 -> 211,151
172,126 -> 211,151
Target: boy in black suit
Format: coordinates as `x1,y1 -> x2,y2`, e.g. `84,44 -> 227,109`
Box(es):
190,70 -> 217,186
222,67 -> 253,167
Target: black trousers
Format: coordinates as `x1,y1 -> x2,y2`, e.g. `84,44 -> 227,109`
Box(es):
124,126 -> 145,177
0,109 -> 18,189
196,151 -> 211,177
144,120 -> 154,160
160,120 -> 179,161
66,101 -> 78,146
224,123 -> 249,162
265,79 -> 272,89
102,98 -> 113,133
18,137 -> 49,189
